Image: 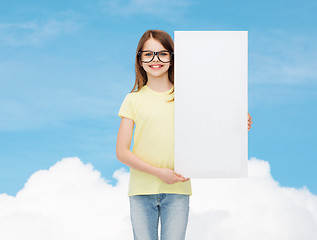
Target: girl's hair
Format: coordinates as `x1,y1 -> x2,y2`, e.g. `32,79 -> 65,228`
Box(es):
131,29 -> 174,102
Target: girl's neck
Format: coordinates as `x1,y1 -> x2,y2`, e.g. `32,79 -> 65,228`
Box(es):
146,75 -> 173,92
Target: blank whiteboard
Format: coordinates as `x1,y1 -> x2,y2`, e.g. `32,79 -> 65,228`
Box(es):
174,31 -> 248,178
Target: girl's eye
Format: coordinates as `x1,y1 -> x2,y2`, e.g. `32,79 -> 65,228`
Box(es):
144,53 -> 152,56
160,53 -> 167,56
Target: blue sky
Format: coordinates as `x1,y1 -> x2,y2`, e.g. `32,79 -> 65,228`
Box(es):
0,0 -> 316,196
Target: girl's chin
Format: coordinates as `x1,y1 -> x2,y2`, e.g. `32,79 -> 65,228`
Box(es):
146,68 -> 168,74
148,74 -> 164,79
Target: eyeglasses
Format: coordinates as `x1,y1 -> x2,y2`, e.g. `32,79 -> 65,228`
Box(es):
138,50 -> 174,63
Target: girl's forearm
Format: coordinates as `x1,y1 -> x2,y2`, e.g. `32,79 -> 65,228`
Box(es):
117,149 -> 161,178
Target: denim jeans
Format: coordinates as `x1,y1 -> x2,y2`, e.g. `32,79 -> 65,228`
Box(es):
129,193 -> 190,240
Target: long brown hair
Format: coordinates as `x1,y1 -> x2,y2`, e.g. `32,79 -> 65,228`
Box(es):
131,29 -> 174,102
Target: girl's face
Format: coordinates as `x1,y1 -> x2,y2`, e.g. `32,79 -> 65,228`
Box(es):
140,38 -> 171,79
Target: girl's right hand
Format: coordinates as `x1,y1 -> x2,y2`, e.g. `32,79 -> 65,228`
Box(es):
157,168 -> 190,184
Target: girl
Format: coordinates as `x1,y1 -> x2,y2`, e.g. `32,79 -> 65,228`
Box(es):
116,29 -> 253,240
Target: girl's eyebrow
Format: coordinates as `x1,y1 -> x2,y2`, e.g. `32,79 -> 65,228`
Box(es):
143,49 -> 168,51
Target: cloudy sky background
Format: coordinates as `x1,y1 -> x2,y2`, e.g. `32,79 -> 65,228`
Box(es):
0,0 -> 316,239
1,157 -> 316,239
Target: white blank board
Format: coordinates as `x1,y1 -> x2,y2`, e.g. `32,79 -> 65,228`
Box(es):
174,31 -> 248,178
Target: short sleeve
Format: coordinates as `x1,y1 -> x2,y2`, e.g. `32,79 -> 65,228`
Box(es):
118,93 -> 136,121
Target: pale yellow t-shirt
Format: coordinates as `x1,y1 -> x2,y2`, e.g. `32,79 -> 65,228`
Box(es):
118,84 -> 192,197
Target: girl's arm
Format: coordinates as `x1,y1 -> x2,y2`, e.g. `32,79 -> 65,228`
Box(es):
116,117 -> 189,184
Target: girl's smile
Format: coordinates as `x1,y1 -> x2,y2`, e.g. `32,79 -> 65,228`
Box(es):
149,64 -> 164,69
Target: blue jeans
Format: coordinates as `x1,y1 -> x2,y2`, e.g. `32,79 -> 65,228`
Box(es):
129,193 -> 190,240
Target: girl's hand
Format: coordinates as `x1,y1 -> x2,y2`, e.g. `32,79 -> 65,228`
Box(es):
157,168 -> 190,184
248,113 -> 253,131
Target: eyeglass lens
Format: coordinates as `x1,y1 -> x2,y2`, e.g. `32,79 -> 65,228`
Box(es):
140,51 -> 172,63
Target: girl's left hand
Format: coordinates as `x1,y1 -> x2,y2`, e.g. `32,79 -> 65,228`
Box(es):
248,113 -> 253,131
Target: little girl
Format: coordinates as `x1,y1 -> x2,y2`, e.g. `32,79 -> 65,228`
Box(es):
116,29 -> 253,240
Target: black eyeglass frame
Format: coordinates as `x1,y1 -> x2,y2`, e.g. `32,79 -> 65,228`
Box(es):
138,50 -> 174,63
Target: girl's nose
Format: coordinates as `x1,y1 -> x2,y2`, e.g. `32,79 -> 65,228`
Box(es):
152,54 -> 159,61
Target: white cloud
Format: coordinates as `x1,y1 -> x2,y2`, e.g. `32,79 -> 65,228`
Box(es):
0,17 -> 80,46
0,158 -> 131,240
101,0 -> 194,22
251,29 -> 317,84
0,157 -> 316,240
